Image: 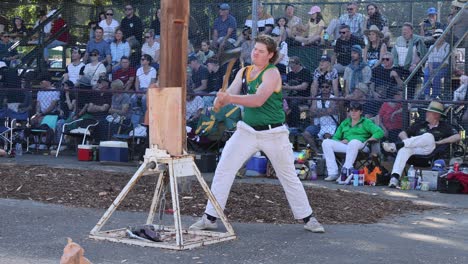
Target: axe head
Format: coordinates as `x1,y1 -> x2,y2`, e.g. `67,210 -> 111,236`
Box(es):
218,47 -> 242,66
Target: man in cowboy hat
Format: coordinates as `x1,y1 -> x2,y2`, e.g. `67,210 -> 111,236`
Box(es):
383,101 -> 461,188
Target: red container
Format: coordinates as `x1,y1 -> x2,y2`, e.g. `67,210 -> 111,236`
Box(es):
78,145 -> 93,161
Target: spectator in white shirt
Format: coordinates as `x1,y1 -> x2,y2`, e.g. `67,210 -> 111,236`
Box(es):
99,8 -> 120,43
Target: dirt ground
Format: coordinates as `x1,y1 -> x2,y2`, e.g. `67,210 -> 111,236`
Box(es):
0,164 -> 434,224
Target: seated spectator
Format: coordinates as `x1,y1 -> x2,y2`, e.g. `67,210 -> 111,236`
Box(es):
311,55 -> 339,97
189,55 -> 209,92
371,52 -> 404,89
271,32 -> 288,77
272,17 -> 289,42
141,29 -> 160,66
240,28 -> 254,66
131,54 -> 156,126
383,101 -> 460,188
81,76 -> 112,119
344,82 -> 368,107
365,3 -> 390,40
30,74 -> 60,126
82,49 -> 107,87
60,80 -> 77,121
423,29 -> 450,99
293,6 -> 325,46
110,28 -> 131,71
343,45 -> 371,96
9,16 -> 28,41
120,4 -> 143,49
44,15 -> 69,62
327,2 -> 365,40
112,56 -> 136,91
205,58 -> 224,106
392,22 -> 427,99
244,1 -> 274,35
363,84 -> 386,118
333,25 -> 364,74
363,25 -> 387,69
283,56 -> 312,127
196,40 -> 215,65
303,80 -> 338,153
284,4 -> 302,34
376,88 -> 403,142
322,101 -> 383,181
0,32 -> 19,68
186,87 -> 205,130
62,47 -> 85,86
419,7 -> 445,48
83,26 -> 112,67
150,9 -> 161,39
1,76 -> 32,113
106,79 -> 131,138
99,8 -> 119,43
212,3 -> 237,51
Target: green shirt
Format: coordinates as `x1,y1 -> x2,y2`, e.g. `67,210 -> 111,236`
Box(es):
332,117 -> 384,143
243,64 -> 285,127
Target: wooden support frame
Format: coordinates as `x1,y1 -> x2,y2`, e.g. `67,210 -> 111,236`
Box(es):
89,147 -> 236,250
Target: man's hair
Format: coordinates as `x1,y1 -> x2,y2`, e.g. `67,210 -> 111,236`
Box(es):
255,35 -> 278,64
94,26 -> 104,32
339,24 -> 350,31
285,4 -> 294,10
120,56 -> 129,61
402,22 -> 413,30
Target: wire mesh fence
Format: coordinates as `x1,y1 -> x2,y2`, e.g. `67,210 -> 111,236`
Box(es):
0,0 -> 466,157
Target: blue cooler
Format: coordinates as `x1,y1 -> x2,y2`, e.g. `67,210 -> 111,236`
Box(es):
245,156 -> 267,176
99,141 -> 129,162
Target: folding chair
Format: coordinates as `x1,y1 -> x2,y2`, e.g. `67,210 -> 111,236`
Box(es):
0,109 -> 29,153
336,139 -> 381,170
55,118 -> 100,157
27,115 -> 59,152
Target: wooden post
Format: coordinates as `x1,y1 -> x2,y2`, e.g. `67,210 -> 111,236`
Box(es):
148,0 -> 189,155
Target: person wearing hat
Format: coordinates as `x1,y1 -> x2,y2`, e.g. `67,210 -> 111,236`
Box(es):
383,101 -> 461,188
423,28 -> 450,99
311,54 -> 339,97
363,25 -> 387,68
343,44 -> 371,96
333,24 -> 365,74
212,3 -> 237,50
31,74 -> 60,126
82,48 -> 107,86
294,6 -> 325,46
419,7 -> 445,48
62,47 -> 85,85
322,101 -> 384,182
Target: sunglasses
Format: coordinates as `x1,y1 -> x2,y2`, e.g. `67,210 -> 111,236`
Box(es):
339,31 -> 348,34
145,36 -> 151,39
90,53 -> 98,56
347,8 -> 354,11
141,58 -> 147,61
382,58 -> 391,61
321,85 -> 331,88
106,13 -> 113,16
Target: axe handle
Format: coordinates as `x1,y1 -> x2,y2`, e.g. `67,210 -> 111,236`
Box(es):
220,58 -> 237,93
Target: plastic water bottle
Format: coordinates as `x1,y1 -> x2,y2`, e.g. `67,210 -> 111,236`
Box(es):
358,169 -> 365,186
15,143 -> 22,156
323,32 -> 329,42
353,169 -> 359,186
407,165 -> 416,189
416,169 -> 422,190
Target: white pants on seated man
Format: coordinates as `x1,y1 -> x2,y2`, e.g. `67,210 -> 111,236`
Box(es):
391,133 -> 435,176
322,138 -> 367,176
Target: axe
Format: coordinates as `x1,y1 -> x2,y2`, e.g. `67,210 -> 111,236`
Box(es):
213,47 -> 242,112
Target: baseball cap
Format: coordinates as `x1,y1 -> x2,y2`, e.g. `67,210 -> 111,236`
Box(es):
218,3 -> 230,10
308,6 -> 321,15
348,101 -> 363,111
427,7 -> 437,15
320,55 -> 331,62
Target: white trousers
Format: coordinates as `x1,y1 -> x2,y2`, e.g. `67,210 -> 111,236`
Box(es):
322,139 -> 366,176
205,121 -> 313,219
391,133 -> 436,176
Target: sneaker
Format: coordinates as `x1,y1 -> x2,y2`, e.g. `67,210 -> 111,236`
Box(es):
388,177 -> 399,188
324,174 -> 339,181
29,144 -> 37,149
189,215 -> 218,230
304,217 -> 325,233
382,142 -> 397,153
38,144 -> 47,150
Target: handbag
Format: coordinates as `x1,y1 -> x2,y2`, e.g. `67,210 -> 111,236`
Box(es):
364,157 -> 390,186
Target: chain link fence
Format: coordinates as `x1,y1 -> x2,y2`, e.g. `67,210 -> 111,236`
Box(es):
0,0 -> 466,157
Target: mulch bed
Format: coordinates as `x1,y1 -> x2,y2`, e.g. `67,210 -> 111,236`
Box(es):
0,164 -> 435,224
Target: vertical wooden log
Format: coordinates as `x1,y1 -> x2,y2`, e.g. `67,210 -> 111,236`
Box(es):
148,0 -> 189,155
